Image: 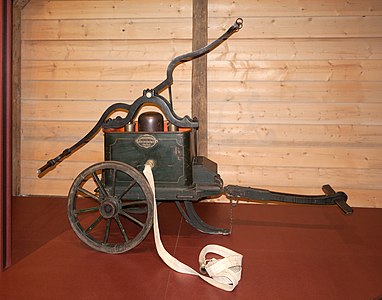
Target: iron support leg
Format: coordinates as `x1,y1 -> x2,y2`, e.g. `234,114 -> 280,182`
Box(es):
175,201 -> 230,235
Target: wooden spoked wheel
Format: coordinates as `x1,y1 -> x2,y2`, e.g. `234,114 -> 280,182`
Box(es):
67,161 -> 154,254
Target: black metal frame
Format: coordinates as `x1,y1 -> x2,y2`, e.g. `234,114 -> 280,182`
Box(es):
225,184 -> 352,215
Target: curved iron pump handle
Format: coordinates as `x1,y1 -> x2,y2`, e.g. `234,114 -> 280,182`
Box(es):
153,18 -> 243,95
37,18 -> 243,176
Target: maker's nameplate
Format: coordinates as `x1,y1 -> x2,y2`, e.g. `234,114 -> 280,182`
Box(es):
135,134 -> 158,149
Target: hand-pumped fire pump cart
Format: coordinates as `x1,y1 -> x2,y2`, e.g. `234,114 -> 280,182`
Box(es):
38,19 -> 352,255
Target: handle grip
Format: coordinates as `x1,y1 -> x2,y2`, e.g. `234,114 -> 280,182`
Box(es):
37,148 -> 71,177
37,161 -> 54,176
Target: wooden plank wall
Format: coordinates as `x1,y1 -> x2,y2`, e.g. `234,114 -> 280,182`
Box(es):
20,0 -> 193,194
20,0 -> 382,208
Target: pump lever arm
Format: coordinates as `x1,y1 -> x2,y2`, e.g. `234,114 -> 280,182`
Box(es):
37,102 -> 131,176
153,18 -> 243,95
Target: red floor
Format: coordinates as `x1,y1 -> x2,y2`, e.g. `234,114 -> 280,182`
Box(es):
1,197 -> 382,299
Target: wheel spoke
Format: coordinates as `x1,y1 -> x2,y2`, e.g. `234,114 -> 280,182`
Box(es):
119,210 -> 145,228
78,187 -> 102,203
121,200 -> 146,207
92,172 -> 108,197
85,215 -> 103,234
110,168 -> 117,197
103,219 -> 111,244
115,215 -> 129,242
117,180 -> 137,200
75,206 -> 99,215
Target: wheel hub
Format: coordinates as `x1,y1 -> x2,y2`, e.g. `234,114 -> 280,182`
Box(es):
99,198 -> 119,219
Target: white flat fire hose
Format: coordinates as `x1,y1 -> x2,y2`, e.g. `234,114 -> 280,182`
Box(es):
143,161 -> 243,292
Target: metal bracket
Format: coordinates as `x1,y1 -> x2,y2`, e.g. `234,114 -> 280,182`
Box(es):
102,92 -> 198,129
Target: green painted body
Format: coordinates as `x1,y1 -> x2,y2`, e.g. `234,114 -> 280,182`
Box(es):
104,130 -> 223,201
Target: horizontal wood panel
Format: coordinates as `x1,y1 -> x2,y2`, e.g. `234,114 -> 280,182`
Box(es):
208,0 -> 382,17
21,99 -> 192,122
22,0 -> 382,19
21,100 -> 132,121
219,165 -> 382,189
207,60 -> 382,82
20,99 -> 382,125
21,136 -> 382,169
22,58 -> 378,82
21,178 -> 72,196
20,162 -> 90,196
21,80 -> 190,101
21,18 -> 192,40
21,121 -> 106,142
21,60 -> 191,81
212,38 -> 382,61
22,40 -> 192,61
209,102 -> 382,125
22,38 -> 382,61
21,161 -> 95,181
209,145 -> 382,169
22,0 -> 192,20
21,139 -> 103,162
209,16 -> 382,39
21,121 -> 382,147
208,124 -> 382,146
21,16 -> 382,41
22,80 -> 382,103
208,81 -> 382,103
21,60 -> 382,81
209,17 -> 382,39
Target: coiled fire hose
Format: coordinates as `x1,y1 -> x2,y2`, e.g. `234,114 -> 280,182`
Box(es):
143,161 -> 243,292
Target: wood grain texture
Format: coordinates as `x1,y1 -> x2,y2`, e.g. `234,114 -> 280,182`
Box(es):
20,99 -> 382,126
21,16 -> 382,40
22,38 -> 382,61
22,80 -> 381,103
18,0 -> 382,208
22,0 -> 382,19
12,5 -> 22,195
192,0 -> 208,155
22,0 -> 192,20
208,124 -> 382,146
21,59 -> 382,81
